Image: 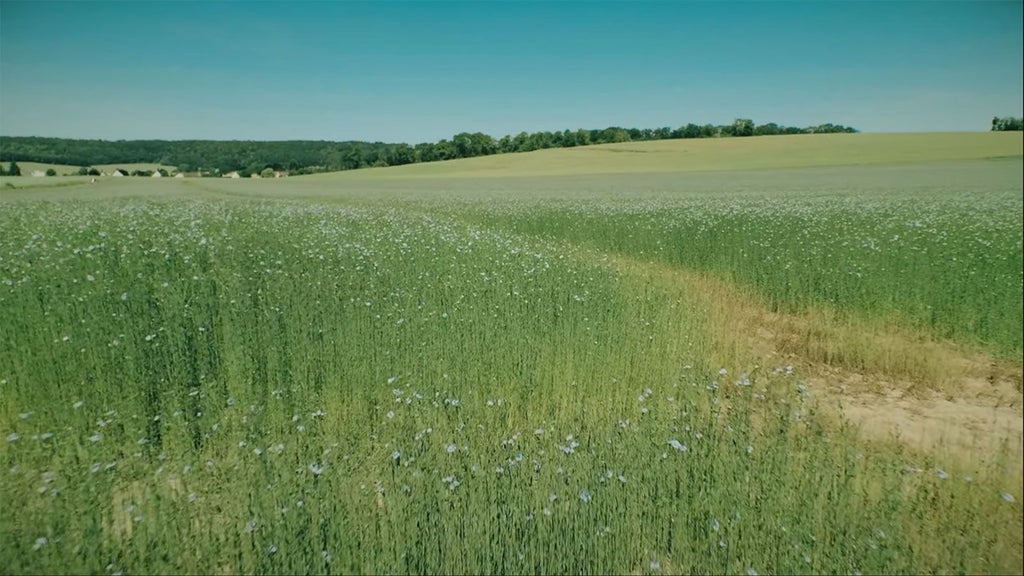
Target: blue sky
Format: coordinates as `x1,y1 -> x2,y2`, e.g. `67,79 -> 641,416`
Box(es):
1,1 -> 1021,142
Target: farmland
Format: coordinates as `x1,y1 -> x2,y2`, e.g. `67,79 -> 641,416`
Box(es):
1,134 -> 1022,574
2,162 -> 178,178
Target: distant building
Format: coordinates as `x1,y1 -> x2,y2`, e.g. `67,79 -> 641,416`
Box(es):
151,170 -> 163,178
250,173 -> 260,179
111,169 -> 127,177
224,171 -> 241,179
31,170 -> 46,177
274,171 -> 289,178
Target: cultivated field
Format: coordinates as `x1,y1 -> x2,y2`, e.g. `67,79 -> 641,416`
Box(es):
1,162 -> 177,178
311,132 -> 1023,178
1,134 -> 1021,574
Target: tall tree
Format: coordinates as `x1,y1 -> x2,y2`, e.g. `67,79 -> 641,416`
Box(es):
731,118 -> 755,137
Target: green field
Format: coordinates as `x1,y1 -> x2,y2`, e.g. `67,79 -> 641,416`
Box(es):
312,132 -> 1023,178
1,133 -> 1021,574
1,162 -> 178,177
2,161 -> 86,176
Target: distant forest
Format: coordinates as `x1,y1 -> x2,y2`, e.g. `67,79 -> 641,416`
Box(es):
991,116 -> 1024,131
0,119 -> 857,176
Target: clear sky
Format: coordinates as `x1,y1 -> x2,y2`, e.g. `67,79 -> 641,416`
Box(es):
1,1 -> 1021,142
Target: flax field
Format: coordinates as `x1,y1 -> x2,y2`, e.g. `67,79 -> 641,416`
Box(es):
1,152 -> 1021,574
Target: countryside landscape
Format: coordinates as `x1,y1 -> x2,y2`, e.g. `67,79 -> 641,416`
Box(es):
2,2 -> 1022,575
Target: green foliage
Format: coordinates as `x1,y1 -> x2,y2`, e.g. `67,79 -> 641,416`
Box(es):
992,116 -> 1023,131
76,166 -> 90,176
452,132 -> 497,157
1,155 -> 1022,573
44,168 -> 57,176
0,120 -> 857,176
468,163 -> 1022,357
731,118 -> 755,137
7,161 -> 21,176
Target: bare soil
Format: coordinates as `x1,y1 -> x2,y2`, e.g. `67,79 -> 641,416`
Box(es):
611,254 -> 1024,465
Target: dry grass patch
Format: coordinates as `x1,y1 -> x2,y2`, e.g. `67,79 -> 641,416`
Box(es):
608,254 -> 1024,464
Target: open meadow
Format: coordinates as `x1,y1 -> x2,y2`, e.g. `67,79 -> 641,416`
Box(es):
1,133 -> 1022,574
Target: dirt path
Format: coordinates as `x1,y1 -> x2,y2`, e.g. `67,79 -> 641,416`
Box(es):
608,254 -> 1023,464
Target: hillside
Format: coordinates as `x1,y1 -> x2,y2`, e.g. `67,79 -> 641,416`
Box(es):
0,120 -> 856,175
314,132 -> 1024,179
3,162 -> 177,176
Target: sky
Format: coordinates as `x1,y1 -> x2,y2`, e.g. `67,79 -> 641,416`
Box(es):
1,1 -> 1021,143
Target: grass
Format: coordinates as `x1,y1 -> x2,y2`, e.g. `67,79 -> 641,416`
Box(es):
309,132 -> 1022,179
1,161 -> 86,176
204,149 -> 1024,361
90,163 -> 178,174
1,134 -> 1021,574
0,162 -> 177,178
467,172 -> 1024,359
0,163 -> 180,193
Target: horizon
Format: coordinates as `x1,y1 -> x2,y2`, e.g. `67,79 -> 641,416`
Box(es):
1,1 -> 1022,143
0,129 -> 1013,146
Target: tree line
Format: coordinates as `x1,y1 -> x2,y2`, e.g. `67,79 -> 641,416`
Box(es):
991,117 -> 1023,131
0,119 -> 857,176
